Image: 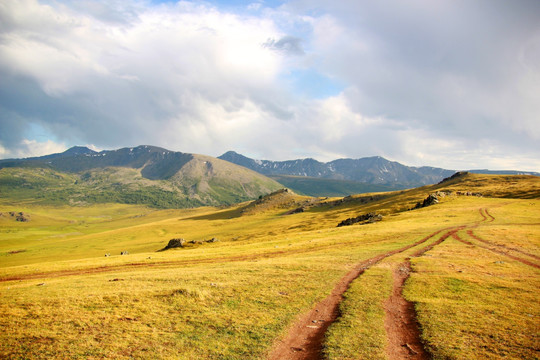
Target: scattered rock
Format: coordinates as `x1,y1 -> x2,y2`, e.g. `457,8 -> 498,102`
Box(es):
159,237 -> 220,251
415,194 -> 439,209
37,283 -> 45,286
337,212 -> 383,227
15,212 -> 30,222
402,343 -> 418,355
455,191 -> 482,196
104,253 -> 111,257
120,251 -> 129,255
159,238 -> 186,251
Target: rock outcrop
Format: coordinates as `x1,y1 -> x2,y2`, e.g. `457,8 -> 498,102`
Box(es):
337,212 -> 383,227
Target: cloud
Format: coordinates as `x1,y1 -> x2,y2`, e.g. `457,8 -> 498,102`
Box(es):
304,0 -> 540,139
263,35 -> 304,55
0,139 -> 67,159
0,0 -> 285,149
0,0 -> 539,171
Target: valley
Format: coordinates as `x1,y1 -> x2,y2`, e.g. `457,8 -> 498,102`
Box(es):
0,173 -> 538,359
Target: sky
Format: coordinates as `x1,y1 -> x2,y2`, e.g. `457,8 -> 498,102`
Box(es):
1,0 -> 539,171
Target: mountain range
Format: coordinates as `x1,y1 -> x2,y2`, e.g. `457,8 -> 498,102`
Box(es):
0,146 -> 282,208
219,151 -> 539,184
219,151 -> 459,187
1,146 -> 538,207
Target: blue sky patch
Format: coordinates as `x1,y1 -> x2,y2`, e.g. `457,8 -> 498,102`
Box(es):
285,69 -> 345,99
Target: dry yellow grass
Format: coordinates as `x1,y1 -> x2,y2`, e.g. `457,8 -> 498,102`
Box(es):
0,173 -> 538,359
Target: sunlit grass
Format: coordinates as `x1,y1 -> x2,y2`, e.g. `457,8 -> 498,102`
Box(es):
0,173 -> 538,359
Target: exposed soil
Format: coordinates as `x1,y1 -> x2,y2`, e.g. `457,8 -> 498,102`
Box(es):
267,228 -> 454,360
410,227 -> 464,257
453,232 -> 540,269
467,230 -> 540,261
383,227 -> 465,360
483,208 -> 495,222
384,262 -> 431,360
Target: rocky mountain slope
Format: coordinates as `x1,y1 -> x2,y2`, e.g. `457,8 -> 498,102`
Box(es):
0,146 -> 282,208
218,151 -> 455,187
219,151 -> 539,188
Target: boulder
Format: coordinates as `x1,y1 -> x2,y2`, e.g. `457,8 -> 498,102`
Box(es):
159,238 -> 186,251
337,212 -> 383,227
414,193 -> 439,209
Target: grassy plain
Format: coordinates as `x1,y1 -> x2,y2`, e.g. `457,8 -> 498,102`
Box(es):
0,173 -> 538,359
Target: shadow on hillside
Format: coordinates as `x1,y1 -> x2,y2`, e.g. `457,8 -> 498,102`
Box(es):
184,207 -> 244,221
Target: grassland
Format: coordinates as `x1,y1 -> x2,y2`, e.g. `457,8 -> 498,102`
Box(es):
268,175 -> 400,196
0,173 -> 538,359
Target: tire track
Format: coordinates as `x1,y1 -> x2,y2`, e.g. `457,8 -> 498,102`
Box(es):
479,208 -> 495,222
463,208 -> 539,268
0,242 -> 377,283
267,227 -> 457,360
483,208 -> 495,222
384,227 -> 463,360
467,230 -> 540,261
452,232 -> 540,269
385,262 -> 431,360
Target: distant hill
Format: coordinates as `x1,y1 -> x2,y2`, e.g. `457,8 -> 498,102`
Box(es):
219,151 -> 455,188
0,146 -> 283,208
219,151 -> 539,191
268,175 -> 401,197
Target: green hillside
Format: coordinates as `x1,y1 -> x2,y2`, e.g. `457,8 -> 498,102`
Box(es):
0,153 -> 283,208
269,175 -> 401,196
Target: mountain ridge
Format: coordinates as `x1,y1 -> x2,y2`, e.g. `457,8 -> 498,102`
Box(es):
218,151 -> 539,188
0,146 -> 283,208
218,150 -> 455,187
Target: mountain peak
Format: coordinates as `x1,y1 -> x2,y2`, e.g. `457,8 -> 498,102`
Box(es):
63,146 -> 96,156
218,151 -> 457,187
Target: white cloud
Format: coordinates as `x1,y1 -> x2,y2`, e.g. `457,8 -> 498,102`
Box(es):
0,0 -> 539,172
5,139 -> 67,159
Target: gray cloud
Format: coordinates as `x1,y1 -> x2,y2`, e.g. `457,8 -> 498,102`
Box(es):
0,0 -> 539,171
263,35 -> 305,55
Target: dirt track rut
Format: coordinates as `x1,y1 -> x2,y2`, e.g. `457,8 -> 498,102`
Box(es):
267,227 -> 460,360
268,204 -> 539,360
383,227 -> 463,360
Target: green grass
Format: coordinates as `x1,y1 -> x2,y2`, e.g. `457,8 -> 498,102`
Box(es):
324,265 -> 393,360
269,175 -> 400,196
0,160 -> 283,209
